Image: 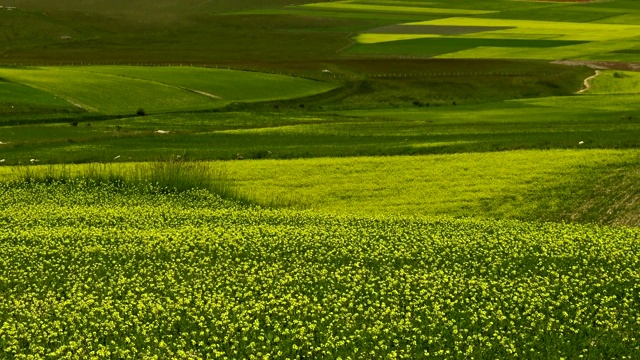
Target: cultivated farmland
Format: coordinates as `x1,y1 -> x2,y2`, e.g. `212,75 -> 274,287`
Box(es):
0,67 -> 336,114
2,0 -> 640,358
1,182 -> 639,358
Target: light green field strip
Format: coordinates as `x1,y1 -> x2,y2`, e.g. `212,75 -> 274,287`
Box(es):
355,33 -> 441,43
0,67 -> 337,114
77,66 -> 337,103
409,17 -> 640,41
0,150 -> 633,220
0,67 -> 213,113
220,150 -> 636,218
583,71 -> 640,95
301,1 -> 495,15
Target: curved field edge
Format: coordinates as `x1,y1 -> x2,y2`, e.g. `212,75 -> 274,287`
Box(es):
0,66 -> 338,114
2,149 -> 639,226
0,182 -> 639,358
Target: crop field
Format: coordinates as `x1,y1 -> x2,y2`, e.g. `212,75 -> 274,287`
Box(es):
2,0 -> 640,358
0,67 -> 336,115
1,182 -> 639,358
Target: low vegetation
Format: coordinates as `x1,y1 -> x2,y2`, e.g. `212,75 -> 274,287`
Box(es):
1,0 -> 640,357
1,182 -> 639,358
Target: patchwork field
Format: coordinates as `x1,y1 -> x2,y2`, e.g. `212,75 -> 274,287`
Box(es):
262,0 -> 640,61
2,0 -> 640,358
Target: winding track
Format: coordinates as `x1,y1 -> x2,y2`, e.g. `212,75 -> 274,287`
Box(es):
577,70 -> 601,94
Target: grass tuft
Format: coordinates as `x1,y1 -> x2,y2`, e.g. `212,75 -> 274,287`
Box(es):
8,160 -> 266,206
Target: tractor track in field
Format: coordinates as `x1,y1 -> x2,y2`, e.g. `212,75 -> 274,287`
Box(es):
181,87 -> 221,99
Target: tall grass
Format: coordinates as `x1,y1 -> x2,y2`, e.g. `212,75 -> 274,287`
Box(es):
9,160 -> 263,206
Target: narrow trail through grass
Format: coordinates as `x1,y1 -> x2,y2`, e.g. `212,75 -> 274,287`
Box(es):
577,70 -> 601,94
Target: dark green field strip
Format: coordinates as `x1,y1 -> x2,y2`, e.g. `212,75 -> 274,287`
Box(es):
2,0 -> 317,15
364,25 -> 515,35
611,48 -> 640,54
242,7 -> 444,22
2,107 -> 639,165
346,37 -> 590,57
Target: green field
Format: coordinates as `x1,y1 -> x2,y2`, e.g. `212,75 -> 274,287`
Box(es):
584,70 -> 640,95
0,66 -> 336,114
2,0 -> 640,358
1,182 -> 639,358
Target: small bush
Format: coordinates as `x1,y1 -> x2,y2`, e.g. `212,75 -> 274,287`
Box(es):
136,108 -> 146,116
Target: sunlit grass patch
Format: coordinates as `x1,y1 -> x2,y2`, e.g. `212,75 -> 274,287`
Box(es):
584,70 -> 640,95
410,17 -> 640,42
0,66 -> 337,115
221,150 -> 640,222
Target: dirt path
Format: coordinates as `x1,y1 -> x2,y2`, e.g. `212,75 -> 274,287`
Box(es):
577,70 -> 601,94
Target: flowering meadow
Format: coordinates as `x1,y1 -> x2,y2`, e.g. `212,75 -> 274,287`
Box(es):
1,182 -> 639,359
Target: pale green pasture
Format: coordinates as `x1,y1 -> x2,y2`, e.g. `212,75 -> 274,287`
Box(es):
78,66 -> 337,103
0,150 -> 616,218
586,71 -> 640,95
0,67 -> 213,114
0,150 -> 637,221
222,150 -> 636,219
301,1 -> 494,15
0,67 -> 336,115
